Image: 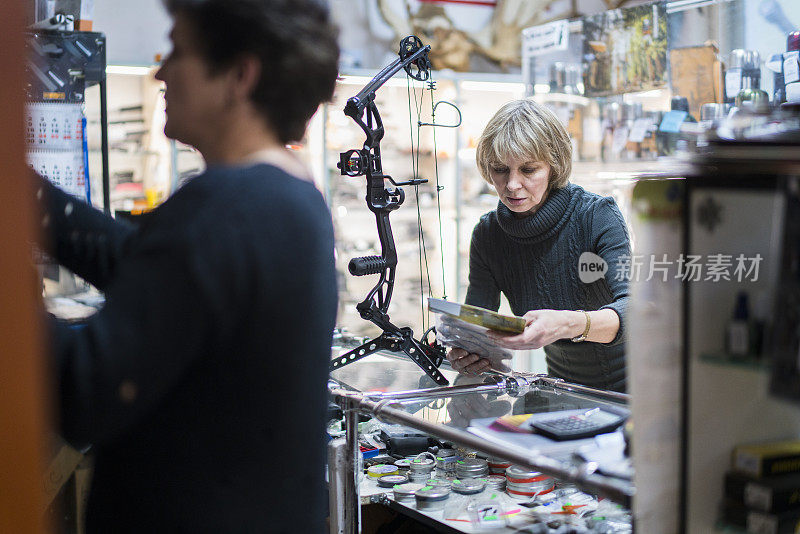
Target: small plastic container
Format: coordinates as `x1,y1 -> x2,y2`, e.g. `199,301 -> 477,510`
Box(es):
415,486 -> 450,511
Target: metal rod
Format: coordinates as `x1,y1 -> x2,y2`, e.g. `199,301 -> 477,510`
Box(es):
328,437 -> 348,534
343,399 -> 361,534
99,76 -> 111,215
331,388 -> 633,506
362,378 -> 508,401
532,376 -> 630,403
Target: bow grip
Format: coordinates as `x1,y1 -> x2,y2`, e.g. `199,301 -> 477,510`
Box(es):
349,255 -> 388,276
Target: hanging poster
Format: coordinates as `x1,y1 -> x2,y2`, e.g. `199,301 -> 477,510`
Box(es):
582,2 -> 668,97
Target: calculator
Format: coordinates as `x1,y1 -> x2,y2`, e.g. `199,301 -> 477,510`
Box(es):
529,407 -> 627,441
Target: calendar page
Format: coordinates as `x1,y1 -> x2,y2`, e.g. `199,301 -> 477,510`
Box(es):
25,102 -> 89,201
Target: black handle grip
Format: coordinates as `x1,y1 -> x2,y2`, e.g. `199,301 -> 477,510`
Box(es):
349,255 -> 388,276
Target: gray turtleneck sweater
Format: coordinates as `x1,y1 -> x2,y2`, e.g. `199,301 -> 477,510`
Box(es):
465,182 -> 630,392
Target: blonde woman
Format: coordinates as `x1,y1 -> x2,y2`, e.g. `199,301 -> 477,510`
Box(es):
446,99 -> 630,392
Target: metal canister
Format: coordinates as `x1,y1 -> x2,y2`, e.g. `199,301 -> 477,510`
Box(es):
435,449 -> 458,474
377,474 -> 409,488
487,457 -> 512,475
414,486 -> 450,511
393,458 -> 412,471
367,464 -> 399,479
408,457 -> 435,482
505,465 -> 555,498
485,474 -> 507,492
393,483 -> 424,504
455,458 -> 489,479
450,478 -> 486,495
424,478 -> 452,490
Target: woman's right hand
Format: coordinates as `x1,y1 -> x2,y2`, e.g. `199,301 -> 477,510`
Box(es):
446,347 -> 492,375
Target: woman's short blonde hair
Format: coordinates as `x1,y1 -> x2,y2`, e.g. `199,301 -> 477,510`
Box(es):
475,99 -> 572,190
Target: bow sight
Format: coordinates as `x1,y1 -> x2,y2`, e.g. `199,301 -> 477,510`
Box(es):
329,36 -> 449,385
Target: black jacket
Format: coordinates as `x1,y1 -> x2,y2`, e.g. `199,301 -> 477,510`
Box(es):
38,164 -> 337,533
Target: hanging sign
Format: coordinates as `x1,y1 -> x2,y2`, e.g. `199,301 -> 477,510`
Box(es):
522,20 -> 570,57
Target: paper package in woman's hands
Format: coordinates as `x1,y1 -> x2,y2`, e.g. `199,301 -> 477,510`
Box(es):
435,314 -> 514,372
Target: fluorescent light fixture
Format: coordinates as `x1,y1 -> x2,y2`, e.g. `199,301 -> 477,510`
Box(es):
531,93 -> 590,106
106,65 -> 152,76
460,81 -> 525,93
337,75 -> 420,88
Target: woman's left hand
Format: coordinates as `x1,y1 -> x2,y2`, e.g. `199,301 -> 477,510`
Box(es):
488,309 -> 577,350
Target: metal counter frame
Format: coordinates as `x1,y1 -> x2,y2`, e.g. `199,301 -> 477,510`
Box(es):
327,373 -> 633,534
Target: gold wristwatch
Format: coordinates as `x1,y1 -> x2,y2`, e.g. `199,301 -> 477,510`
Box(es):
571,310 -> 591,343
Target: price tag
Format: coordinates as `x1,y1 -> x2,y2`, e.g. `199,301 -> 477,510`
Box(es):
659,111 -> 688,133
725,69 -> 742,99
628,117 -> 654,143
784,51 -> 800,84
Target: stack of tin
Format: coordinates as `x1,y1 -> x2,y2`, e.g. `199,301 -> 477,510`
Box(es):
485,474 -> 507,492
435,448 -> 458,476
505,465 -> 555,499
454,458 -> 489,479
487,457 -> 512,475
408,456 -> 436,483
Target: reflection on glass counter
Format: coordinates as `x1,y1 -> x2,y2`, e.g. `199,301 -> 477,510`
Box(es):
329,352 -> 632,533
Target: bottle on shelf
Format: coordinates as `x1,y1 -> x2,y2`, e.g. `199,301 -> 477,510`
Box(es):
734,50 -> 769,111
725,49 -> 760,104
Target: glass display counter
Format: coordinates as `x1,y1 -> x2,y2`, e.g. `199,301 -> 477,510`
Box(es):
328,353 -> 632,533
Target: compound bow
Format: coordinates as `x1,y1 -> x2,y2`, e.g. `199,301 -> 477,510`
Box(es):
329,36 -> 450,385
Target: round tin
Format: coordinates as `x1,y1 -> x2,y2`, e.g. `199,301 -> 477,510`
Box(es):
393,482 -> 424,504
487,457 -> 512,474
377,474 -> 409,488
409,457 -> 435,470
414,486 -> 450,511
455,458 -> 489,479
408,457 -> 435,482
435,449 -> 458,472
485,475 -> 507,491
505,465 -> 555,497
367,464 -> 399,478
393,458 -> 412,470
450,478 -> 486,495
424,478 -> 452,489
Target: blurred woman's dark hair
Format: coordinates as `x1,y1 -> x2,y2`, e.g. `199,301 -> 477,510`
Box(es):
164,0 -> 339,143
